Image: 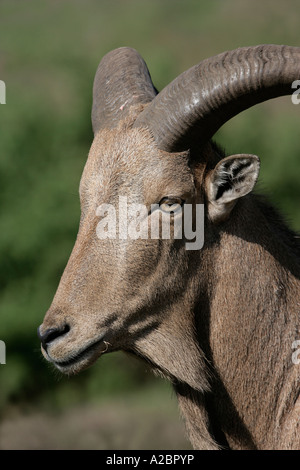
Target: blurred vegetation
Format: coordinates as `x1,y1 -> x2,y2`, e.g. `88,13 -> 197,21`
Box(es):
0,0 -> 300,446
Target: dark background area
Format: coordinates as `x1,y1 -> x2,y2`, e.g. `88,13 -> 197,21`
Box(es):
0,0 -> 299,449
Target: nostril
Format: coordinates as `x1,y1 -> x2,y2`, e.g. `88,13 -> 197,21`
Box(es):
37,324 -> 70,351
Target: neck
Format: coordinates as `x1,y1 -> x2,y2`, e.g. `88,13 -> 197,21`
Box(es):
177,194 -> 300,449
174,381 -> 227,450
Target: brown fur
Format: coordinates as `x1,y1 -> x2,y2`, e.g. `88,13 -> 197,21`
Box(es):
39,105 -> 300,450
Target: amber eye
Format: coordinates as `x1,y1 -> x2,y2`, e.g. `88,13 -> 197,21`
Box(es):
159,197 -> 184,214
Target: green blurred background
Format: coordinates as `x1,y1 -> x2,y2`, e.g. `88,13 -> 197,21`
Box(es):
0,0 -> 299,449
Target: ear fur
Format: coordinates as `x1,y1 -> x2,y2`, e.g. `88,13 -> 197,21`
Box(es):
206,154 -> 260,223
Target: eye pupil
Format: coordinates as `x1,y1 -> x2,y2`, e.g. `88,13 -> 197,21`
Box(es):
159,197 -> 184,213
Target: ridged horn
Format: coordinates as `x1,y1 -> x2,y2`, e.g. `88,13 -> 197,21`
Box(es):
133,45 -> 300,152
92,47 -> 158,134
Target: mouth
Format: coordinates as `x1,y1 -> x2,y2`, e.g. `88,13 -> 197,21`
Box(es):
45,337 -> 111,374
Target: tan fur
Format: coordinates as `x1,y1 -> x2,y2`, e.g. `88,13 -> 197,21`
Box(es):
39,104 -> 300,450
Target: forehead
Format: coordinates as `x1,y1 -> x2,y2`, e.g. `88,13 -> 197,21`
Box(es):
81,126 -> 194,202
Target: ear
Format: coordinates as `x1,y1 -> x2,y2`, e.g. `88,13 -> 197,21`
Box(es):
205,154 -> 260,223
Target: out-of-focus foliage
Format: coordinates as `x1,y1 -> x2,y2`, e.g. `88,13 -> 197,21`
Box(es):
0,0 -> 299,419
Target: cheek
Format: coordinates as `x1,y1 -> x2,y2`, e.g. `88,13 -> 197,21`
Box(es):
121,237 -> 187,294
122,238 -> 163,281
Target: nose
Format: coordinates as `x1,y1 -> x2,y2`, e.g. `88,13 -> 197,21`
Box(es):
37,324 -> 70,351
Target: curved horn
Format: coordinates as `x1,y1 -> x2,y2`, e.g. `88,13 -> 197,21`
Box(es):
92,47 -> 157,134
133,45 -> 300,152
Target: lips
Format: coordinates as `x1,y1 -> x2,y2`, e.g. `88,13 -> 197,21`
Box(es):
44,337 -> 110,372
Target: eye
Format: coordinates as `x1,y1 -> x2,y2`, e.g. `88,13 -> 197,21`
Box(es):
159,197 -> 184,214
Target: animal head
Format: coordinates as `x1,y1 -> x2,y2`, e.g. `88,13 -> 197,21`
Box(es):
38,45 -> 300,390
